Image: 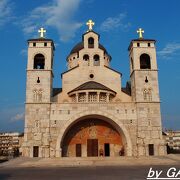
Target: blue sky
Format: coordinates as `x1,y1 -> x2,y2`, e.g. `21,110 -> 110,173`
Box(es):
0,0 -> 180,132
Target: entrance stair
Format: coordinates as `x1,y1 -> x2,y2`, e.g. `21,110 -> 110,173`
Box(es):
1,155 -> 180,168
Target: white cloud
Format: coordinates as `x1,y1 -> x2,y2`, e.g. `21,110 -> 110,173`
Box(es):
158,42 -> 180,59
10,113 -> 24,122
20,49 -> 27,56
100,13 -> 131,32
20,0 -> 82,42
0,0 -> 13,27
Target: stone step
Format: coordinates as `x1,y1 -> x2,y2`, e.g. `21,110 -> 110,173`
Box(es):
1,155 -> 180,168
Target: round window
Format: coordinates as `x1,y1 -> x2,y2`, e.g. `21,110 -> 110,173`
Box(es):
89,74 -> 94,78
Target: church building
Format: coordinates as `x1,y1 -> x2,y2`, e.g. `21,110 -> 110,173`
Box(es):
22,20 -> 166,158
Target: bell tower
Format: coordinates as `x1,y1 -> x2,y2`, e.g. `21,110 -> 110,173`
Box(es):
23,28 -> 55,158
129,28 -> 159,102
26,28 -> 55,103
128,28 -> 166,156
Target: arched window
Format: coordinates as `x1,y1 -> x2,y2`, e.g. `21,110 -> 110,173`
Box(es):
88,37 -> 94,48
38,89 -> 43,102
94,54 -> 100,66
140,53 -> 151,69
83,54 -> 89,61
34,54 -> 45,69
83,54 -> 90,66
143,89 -> 148,101
33,89 -> 43,102
143,89 -> 152,101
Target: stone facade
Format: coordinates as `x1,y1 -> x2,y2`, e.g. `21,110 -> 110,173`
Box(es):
22,27 -> 166,158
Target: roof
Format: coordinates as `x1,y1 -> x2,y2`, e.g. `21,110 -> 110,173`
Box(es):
70,41 -> 107,54
68,81 -> 116,94
61,65 -> 79,78
131,38 -> 156,42
53,88 -> 62,97
121,81 -> 131,96
28,38 -> 54,42
28,38 -> 55,50
162,131 -> 167,136
82,30 -> 100,39
104,65 -> 122,76
128,38 -> 156,51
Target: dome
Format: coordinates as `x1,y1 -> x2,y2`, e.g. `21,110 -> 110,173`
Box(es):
70,42 -> 108,54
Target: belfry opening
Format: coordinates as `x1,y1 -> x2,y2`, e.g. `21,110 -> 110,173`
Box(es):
61,117 -> 125,157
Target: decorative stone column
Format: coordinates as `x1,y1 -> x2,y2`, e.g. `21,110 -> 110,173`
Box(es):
106,93 -> 110,102
97,92 -> 100,102
86,92 -> 88,102
76,93 -> 78,103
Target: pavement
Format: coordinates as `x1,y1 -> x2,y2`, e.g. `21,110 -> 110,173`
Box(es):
0,154 -> 180,168
0,165 -> 180,180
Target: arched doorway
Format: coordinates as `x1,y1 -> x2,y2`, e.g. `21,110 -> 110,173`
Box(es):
61,118 -> 124,157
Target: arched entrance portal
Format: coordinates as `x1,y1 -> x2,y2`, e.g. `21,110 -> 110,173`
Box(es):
61,118 -> 124,157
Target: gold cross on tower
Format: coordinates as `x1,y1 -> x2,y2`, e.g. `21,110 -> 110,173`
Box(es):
86,19 -> 95,31
38,27 -> 46,38
137,28 -> 144,39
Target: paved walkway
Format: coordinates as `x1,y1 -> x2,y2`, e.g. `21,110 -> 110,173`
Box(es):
0,154 -> 180,168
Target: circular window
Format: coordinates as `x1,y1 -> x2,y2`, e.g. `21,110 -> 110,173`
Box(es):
89,74 -> 94,78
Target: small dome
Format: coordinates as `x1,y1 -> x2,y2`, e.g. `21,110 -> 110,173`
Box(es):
70,42 -> 107,54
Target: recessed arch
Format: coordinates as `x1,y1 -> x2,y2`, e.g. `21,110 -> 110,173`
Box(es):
83,54 -> 89,61
56,110 -> 132,157
93,54 -> 100,66
34,53 -> 45,69
140,53 -> 151,69
88,37 -> 94,48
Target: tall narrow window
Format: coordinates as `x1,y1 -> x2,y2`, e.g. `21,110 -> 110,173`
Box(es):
143,89 -> 148,101
143,89 -> 152,101
33,89 -> 38,102
33,89 -> 43,102
140,53 -> 151,69
94,54 -> 100,66
34,54 -> 45,69
99,93 -> 107,102
88,37 -> 94,48
38,89 -> 43,102
148,89 -> 152,101
131,58 -> 134,70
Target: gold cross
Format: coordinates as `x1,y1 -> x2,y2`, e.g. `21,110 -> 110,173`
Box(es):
86,19 -> 95,31
137,28 -> 144,38
38,27 -> 46,38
